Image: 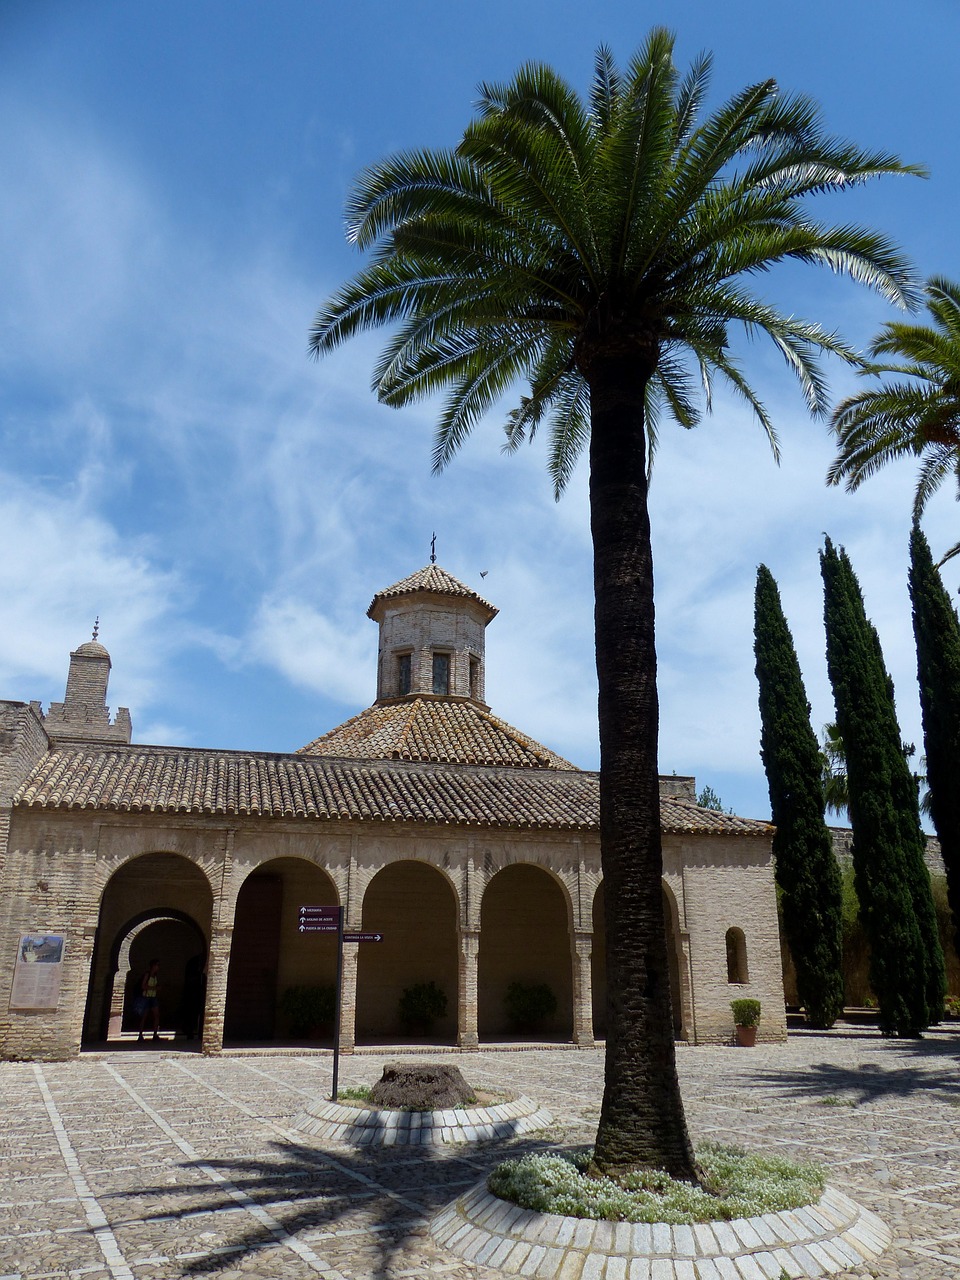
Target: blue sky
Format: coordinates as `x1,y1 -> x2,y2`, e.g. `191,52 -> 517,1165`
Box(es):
2,0 -> 958,820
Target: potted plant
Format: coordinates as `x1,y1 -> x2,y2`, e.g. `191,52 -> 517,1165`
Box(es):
731,997 -> 761,1047
504,981 -> 557,1033
398,981 -> 447,1034
279,984 -> 336,1038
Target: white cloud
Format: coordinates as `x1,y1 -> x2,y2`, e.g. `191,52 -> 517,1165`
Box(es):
248,596 -> 377,707
0,472 -> 181,715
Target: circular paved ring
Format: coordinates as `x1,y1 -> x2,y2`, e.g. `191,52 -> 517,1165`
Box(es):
292,1094 -> 553,1146
430,1180 -> 890,1278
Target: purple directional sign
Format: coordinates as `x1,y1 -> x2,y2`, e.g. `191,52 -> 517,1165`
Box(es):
342,932 -> 384,943
298,905 -> 340,934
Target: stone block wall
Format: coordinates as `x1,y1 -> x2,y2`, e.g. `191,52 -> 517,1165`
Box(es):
375,597 -> 489,702
679,834 -> 787,1044
0,702 -> 49,816
0,810 -> 103,1060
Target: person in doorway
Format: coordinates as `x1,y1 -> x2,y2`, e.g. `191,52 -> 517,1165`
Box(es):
137,959 -> 161,1043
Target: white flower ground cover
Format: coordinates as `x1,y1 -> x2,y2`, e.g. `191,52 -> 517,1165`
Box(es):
488,1141 -> 825,1224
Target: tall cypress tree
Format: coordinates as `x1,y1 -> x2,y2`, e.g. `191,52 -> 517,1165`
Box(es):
909,523 -> 960,957
754,565 -> 844,1027
821,538 -> 943,1035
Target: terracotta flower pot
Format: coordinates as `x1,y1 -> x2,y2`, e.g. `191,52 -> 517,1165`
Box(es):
735,1024 -> 757,1047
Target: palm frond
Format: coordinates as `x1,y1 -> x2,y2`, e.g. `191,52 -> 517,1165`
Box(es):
827,278 -> 960,513
672,50 -> 712,150
545,377 -> 591,497
598,28 -> 680,277
707,348 -> 780,458
431,341 -> 532,472
589,45 -> 622,131
913,443 -> 960,516
501,336 -> 580,452
344,150 -> 498,250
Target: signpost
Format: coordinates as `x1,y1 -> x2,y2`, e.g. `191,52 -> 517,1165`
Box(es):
297,905 -> 339,934
297,906 -> 385,1101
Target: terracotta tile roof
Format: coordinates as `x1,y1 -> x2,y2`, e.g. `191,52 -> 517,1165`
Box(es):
367,565 -> 497,619
662,798 -> 773,836
13,744 -> 773,836
297,697 -> 578,770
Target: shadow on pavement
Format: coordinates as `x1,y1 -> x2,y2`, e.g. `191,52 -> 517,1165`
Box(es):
756,1027 -> 960,1104
102,1125 -> 556,1275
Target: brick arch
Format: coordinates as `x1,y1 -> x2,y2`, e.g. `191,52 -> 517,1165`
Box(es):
218,846 -> 350,924
92,845 -> 217,899
347,850 -> 463,926
356,860 -> 459,1042
478,863 -> 573,1041
225,857 -> 340,1043
82,853 -> 213,1043
472,852 -> 576,932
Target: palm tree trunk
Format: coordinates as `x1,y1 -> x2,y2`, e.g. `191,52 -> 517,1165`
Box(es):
587,353 -> 700,1183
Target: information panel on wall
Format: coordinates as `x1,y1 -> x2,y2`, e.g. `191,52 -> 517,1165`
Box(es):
10,934 -> 66,1010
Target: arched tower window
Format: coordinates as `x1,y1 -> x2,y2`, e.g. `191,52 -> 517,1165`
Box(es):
725,927 -> 748,984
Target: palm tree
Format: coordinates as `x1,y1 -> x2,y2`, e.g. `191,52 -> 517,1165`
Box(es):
822,721 -> 931,820
828,277 -> 960,564
820,722 -> 850,817
310,31 -> 918,1181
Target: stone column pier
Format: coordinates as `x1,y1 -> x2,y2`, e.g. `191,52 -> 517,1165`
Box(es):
571,931 -> 595,1047
201,925 -> 232,1055
338,942 -> 358,1054
457,928 -> 480,1049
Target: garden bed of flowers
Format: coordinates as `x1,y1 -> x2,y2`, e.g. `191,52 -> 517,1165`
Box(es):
487,1142 -> 824,1225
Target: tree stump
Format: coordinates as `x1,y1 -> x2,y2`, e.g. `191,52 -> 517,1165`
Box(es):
369,1062 -> 473,1109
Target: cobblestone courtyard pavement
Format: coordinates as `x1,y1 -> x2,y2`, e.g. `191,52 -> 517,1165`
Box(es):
0,1026 -> 957,1280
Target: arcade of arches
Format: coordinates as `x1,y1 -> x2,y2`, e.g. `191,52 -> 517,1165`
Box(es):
0,564 -> 787,1060
76,850 -> 692,1051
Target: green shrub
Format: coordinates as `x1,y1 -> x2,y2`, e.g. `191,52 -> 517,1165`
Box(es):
730,998 -> 761,1028
505,981 -> 557,1030
279,984 -> 336,1036
398,981 -> 447,1030
944,995 -> 960,1018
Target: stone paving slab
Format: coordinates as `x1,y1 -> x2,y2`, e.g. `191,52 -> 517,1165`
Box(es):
0,1026 -> 957,1278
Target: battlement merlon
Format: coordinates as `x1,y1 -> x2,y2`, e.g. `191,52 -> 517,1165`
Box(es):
0,700 -> 50,805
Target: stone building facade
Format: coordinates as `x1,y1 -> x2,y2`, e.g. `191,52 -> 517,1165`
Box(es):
0,565 -> 785,1061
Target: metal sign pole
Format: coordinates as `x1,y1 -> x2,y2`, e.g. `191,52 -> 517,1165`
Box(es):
331,906 -> 344,1103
